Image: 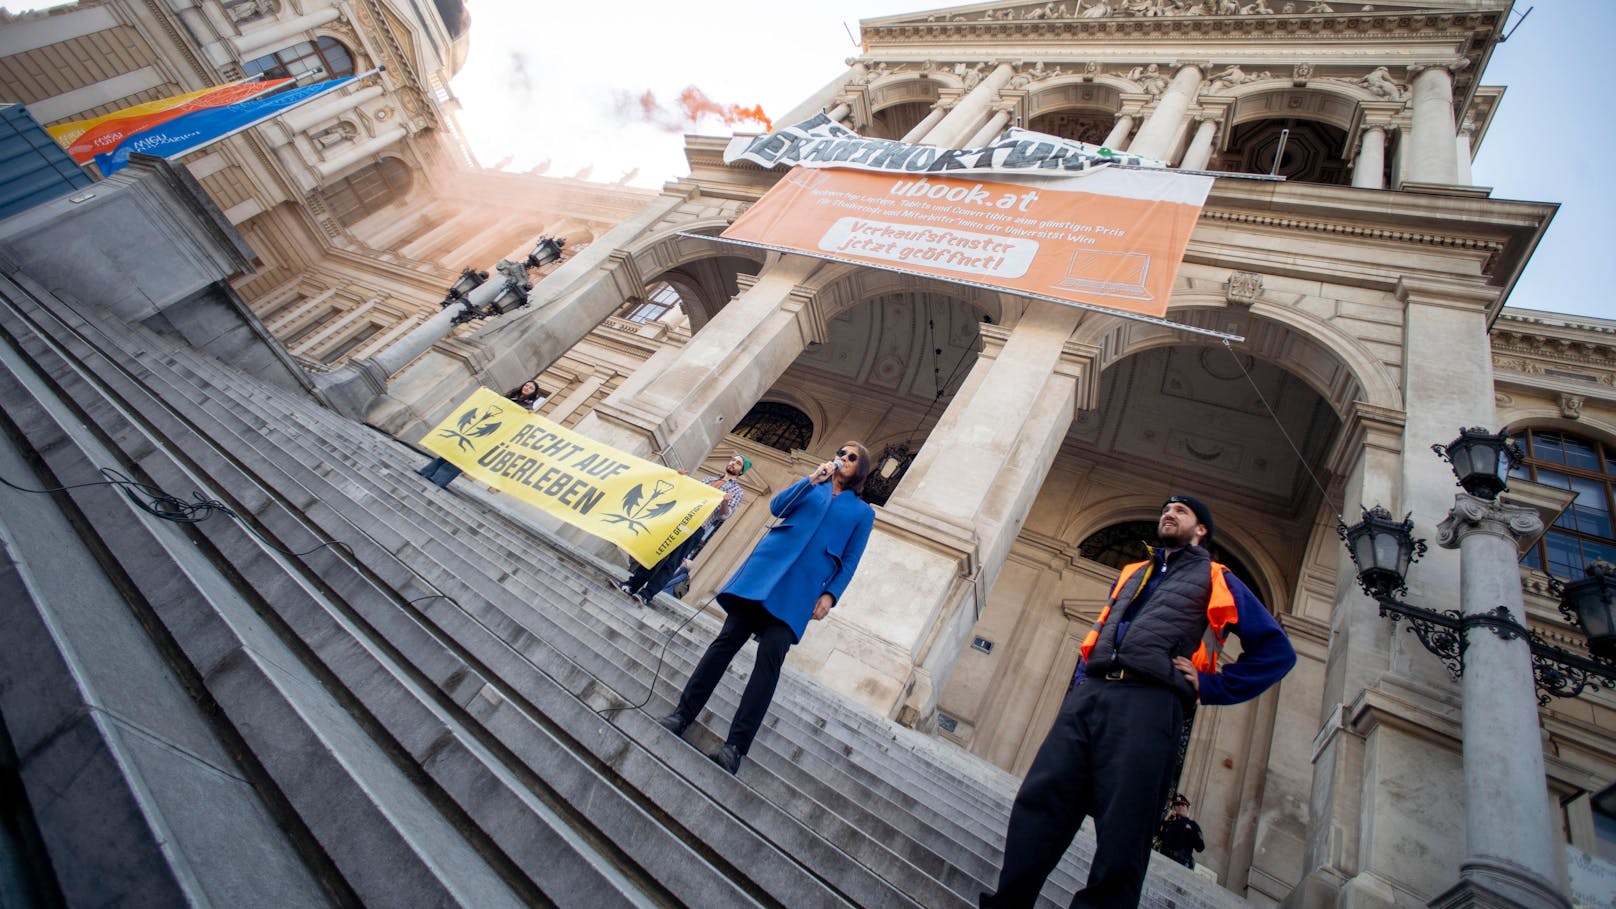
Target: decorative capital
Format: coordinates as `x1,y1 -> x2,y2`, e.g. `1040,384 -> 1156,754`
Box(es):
1437,493 -> 1544,549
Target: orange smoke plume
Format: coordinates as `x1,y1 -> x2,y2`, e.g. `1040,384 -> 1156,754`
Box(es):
617,85 -> 772,132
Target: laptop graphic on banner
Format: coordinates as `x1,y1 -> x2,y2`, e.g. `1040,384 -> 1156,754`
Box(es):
1052,250 -> 1154,301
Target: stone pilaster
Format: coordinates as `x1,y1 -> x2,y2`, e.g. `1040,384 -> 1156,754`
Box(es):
792,302 -> 1097,724
570,254 -> 825,467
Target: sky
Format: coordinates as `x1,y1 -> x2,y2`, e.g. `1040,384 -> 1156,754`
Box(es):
3,0 -> 1608,320
442,0 -> 1613,322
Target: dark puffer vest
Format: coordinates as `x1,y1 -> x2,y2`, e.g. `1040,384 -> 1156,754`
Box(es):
1083,545 -> 1217,703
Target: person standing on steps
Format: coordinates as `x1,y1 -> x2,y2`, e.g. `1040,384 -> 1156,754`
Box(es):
657,441 -> 876,775
1156,793 -> 1204,870
418,380 -> 544,488
620,454 -> 748,605
980,495 -> 1295,908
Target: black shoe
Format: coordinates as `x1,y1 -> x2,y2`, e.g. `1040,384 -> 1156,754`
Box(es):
708,744 -> 743,775
656,712 -> 689,736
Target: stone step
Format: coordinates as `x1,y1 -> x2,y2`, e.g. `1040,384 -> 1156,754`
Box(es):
24,280 -> 1244,909
4,282 -> 931,908
131,327 -> 1131,905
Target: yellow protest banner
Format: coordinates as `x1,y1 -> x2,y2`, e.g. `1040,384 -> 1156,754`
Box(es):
421,388 -> 723,567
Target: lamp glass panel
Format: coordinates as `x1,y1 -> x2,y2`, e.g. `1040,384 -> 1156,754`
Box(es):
1573,583 -> 1616,640
1372,529 -> 1404,574
1450,442 -> 1481,481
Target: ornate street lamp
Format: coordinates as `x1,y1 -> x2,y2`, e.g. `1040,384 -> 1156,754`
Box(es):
1553,561 -> 1616,661
1338,434 -> 1616,702
445,268 -> 487,303
525,236 -> 565,270
439,236 -> 567,326
1339,505 -> 1424,601
1431,426 -> 1523,500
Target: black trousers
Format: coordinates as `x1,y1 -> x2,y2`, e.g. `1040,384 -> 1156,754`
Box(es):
672,599 -> 794,755
981,678 -> 1185,909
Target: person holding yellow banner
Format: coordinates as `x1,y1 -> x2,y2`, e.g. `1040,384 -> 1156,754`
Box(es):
658,442 -> 876,775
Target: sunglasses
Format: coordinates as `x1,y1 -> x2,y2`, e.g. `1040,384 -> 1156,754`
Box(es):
835,448 -> 859,463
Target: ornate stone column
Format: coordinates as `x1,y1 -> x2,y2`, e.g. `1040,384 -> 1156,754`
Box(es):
1101,112 -> 1136,150
1179,116 -> 1218,170
792,301 -> 1098,724
825,102 -> 852,122
1352,124 -> 1388,189
1407,63 -> 1462,185
924,63 -> 1015,149
569,254 -> 826,467
1126,64 -> 1205,161
1430,496 -> 1569,909
901,102 -> 949,143
964,103 -> 1015,148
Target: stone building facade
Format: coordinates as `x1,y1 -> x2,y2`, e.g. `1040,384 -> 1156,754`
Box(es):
5,0 -> 1615,906
0,0 -> 651,376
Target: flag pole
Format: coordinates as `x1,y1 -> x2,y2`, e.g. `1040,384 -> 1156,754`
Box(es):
162,66 -> 385,161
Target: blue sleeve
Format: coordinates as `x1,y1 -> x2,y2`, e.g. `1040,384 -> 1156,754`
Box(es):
769,477 -> 814,517
824,505 -> 875,604
1197,570 -> 1296,706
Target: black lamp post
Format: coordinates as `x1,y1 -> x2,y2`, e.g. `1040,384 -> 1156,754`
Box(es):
1338,430 -> 1616,702
1431,426 -> 1523,501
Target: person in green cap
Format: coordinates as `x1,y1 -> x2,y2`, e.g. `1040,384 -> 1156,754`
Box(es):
620,453 -> 749,605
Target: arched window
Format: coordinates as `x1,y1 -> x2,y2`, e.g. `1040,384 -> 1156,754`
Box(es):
616,281 -> 683,324
243,36 -> 355,81
320,158 -> 412,226
1510,428 -> 1616,578
733,401 -> 813,453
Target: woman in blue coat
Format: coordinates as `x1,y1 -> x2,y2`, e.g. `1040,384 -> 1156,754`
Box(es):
658,441 -> 876,774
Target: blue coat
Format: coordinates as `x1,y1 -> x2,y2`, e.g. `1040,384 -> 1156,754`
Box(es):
717,476 -> 876,642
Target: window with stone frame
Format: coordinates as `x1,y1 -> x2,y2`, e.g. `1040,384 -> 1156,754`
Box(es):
732,401 -> 813,453
242,36 -> 355,81
616,281 -> 684,324
319,158 -> 412,227
1510,428 -> 1616,579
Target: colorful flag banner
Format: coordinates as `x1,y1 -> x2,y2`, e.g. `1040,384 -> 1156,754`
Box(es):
94,76 -> 354,175
724,113 -> 1167,177
719,165 -> 1211,320
62,79 -> 292,164
47,85 -> 222,149
421,388 -> 723,568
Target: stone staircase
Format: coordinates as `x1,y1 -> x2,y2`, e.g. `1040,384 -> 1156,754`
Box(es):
0,271 -> 1244,908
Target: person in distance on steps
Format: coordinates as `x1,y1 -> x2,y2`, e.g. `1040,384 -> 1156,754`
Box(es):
657,441 -> 875,776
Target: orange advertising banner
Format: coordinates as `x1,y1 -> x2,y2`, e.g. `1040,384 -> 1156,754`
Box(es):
720,166 -> 1212,319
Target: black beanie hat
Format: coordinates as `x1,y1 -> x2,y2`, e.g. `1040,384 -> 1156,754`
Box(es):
1163,495 -> 1214,545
